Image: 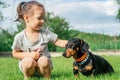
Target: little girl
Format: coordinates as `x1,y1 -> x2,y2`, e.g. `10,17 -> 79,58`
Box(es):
11,1 -> 67,80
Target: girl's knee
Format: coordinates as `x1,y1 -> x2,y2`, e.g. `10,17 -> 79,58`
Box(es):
21,57 -> 36,69
37,56 -> 50,68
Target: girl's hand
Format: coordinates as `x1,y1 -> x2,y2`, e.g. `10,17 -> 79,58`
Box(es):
29,48 -> 41,60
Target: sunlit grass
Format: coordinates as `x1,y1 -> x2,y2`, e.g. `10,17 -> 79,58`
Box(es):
0,55 -> 120,80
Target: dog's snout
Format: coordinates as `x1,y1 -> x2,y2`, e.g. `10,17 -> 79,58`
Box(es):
62,52 -> 66,57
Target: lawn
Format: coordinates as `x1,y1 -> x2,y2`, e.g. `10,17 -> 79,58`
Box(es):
0,55 -> 120,80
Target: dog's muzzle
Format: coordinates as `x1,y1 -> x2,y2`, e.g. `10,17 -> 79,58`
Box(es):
62,52 -> 66,57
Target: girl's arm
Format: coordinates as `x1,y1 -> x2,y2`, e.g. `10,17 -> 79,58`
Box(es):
12,50 -> 30,60
54,39 -> 68,48
12,49 -> 41,60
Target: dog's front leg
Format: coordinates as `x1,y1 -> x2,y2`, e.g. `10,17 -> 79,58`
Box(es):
73,67 -> 79,78
73,62 -> 79,78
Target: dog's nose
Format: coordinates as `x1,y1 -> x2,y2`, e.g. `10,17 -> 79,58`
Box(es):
62,52 -> 66,57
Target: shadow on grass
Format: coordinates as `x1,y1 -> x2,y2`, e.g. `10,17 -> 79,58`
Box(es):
29,71 -> 72,80
51,70 -> 74,79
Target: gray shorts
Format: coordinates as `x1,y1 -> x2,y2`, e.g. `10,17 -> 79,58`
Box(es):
18,57 -> 53,72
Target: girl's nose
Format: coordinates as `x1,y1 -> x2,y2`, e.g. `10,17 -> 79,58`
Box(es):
40,19 -> 44,23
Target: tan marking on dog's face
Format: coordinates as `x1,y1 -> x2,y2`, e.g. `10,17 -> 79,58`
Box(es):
65,48 -> 75,58
65,47 -> 79,58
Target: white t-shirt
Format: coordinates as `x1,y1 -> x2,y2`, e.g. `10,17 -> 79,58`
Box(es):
11,28 -> 57,58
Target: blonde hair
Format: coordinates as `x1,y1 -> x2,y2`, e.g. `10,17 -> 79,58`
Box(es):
15,1 -> 45,22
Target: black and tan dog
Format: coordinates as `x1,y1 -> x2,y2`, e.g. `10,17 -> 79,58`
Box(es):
63,38 -> 114,77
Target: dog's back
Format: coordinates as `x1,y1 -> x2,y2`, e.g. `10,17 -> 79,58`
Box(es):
90,52 -> 114,75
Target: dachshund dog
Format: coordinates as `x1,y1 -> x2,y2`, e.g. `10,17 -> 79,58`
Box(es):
63,38 -> 114,77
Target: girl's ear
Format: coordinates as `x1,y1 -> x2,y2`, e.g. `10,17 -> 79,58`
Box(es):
23,14 -> 29,22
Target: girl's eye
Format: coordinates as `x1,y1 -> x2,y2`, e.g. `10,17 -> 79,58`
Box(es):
38,17 -> 44,20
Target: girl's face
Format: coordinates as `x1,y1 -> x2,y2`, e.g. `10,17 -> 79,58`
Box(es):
26,5 -> 45,31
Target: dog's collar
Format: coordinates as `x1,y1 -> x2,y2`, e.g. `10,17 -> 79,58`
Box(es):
74,52 -> 87,62
74,52 -> 90,66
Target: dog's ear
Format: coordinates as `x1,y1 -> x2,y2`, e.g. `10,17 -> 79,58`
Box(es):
80,40 -> 89,53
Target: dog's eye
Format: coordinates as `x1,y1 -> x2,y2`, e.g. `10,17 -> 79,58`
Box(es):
68,43 -> 74,48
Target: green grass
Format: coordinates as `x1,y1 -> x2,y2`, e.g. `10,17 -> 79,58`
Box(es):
0,56 -> 120,80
